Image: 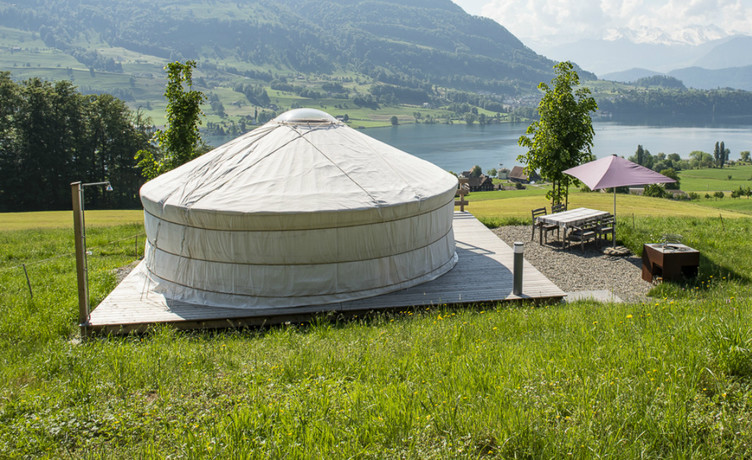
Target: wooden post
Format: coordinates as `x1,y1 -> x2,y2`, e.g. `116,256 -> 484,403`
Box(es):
455,178 -> 469,212
71,181 -> 89,337
22,263 -> 33,299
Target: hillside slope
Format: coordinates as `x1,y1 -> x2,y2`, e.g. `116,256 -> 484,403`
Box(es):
0,0 -> 579,95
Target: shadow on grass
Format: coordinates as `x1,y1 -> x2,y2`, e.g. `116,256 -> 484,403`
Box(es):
89,299 -> 546,342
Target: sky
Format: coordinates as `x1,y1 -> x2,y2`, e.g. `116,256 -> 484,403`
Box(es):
452,0 -> 752,47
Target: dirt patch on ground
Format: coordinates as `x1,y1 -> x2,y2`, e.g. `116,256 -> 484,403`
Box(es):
114,260 -> 141,284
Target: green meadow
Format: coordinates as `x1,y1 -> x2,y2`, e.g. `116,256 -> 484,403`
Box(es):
678,164 -> 752,192
2,196 -> 752,457
462,188 -> 751,227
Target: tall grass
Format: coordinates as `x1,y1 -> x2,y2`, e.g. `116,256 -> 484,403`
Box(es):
2,215 -> 752,457
619,215 -> 752,299
4,301 -> 752,457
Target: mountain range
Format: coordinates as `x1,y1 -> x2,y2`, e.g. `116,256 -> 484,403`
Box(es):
1,0 -> 749,127
0,0 -> 588,96
540,35 -> 752,91
603,65 -> 752,92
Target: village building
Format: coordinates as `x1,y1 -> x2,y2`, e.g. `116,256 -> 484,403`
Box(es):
458,171 -> 495,192
508,166 -> 540,184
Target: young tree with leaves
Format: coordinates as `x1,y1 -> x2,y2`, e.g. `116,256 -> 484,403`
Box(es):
136,60 -> 206,179
518,61 -> 598,206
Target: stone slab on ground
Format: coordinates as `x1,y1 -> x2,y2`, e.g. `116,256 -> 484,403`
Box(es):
564,290 -> 623,304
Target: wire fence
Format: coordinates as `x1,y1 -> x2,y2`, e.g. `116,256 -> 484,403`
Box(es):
0,232 -> 145,274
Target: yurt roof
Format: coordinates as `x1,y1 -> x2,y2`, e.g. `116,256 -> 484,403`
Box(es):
140,109 -> 458,231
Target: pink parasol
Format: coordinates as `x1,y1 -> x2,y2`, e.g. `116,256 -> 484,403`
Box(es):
564,154 -> 676,245
563,154 -> 676,191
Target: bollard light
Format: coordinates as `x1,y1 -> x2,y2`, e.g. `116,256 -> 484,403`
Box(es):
513,242 -> 524,296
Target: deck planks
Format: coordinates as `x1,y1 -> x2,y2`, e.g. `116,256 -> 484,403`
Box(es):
88,212 -> 565,334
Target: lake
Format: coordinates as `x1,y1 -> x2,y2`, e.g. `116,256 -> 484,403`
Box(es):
206,121 -> 752,172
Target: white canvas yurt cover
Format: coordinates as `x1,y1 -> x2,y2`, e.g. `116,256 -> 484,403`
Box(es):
140,108 -> 458,310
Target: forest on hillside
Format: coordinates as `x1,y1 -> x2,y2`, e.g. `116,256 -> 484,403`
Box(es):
597,88 -> 752,123
2,0 -> 750,127
0,0 -> 569,96
0,72 -> 151,211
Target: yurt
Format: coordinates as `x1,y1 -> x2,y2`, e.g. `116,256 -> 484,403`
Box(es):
139,108 -> 458,310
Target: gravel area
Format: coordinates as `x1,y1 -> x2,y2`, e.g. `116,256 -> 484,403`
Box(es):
492,226 -> 653,304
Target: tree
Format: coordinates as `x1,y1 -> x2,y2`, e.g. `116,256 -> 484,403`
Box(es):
390,115 -> 398,126
643,184 -> 667,198
87,96 -> 154,208
518,61 -> 597,206
689,151 -> 714,169
13,78 -> 88,210
635,145 -> 646,165
136,60 -> 206,179
470,165 -> 482,177
653,159 -> 672,172
0,73 -> 152,211
629,145 -> 653,169
659,168 -> 680,190
713,141 -> 720,166
713,141 -> 729,168
487,168 -> 497,178
741,151 -> 751,163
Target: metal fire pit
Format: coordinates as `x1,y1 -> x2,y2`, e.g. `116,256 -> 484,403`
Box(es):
641,243 -> 699,283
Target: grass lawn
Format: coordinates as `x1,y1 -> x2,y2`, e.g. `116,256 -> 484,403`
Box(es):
690,195 -> 752,214
2,202 -> 752,457
679,164 -> 752,192
0,209 -> 144,231
462,191 -> 751,227
462,185 -> 550,202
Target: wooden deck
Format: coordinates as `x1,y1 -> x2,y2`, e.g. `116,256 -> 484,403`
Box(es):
88,212 -> 565,334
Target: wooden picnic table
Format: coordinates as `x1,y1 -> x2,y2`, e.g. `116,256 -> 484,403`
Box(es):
536,207 -> 612,245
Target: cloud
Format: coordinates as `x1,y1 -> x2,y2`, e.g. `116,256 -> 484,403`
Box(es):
478,0 -> 752,45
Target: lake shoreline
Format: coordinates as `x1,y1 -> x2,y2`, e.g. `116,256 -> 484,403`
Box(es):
205,121 -> 752,173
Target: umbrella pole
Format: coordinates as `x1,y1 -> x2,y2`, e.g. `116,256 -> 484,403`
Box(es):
613,189 -> 617,247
